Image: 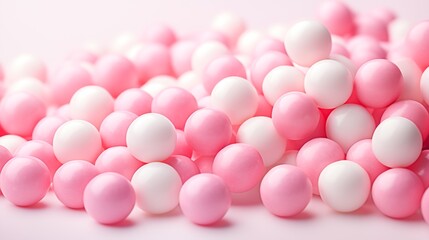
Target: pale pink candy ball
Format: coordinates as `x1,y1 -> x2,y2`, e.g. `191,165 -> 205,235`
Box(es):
143,25 -> 177,46
0,92 -> 46,137
420,67 -> 429,106
236,30 -> 264,56
192,84 -> 209,100
84,172 -> 135,225
260,164 -> 312,217
69,85 -> 114,129
211,12 -> 245,47
318,1 -> 355,37
250,51 -> 291,93
194,156 -> 214,173
422,188 -> 429,224
173,130 -> 193,158
191,41 -> 229,74
211,76 -> 259,125
95,146 -> 142,180
133,43 -> 173,85
32,116 -> 67,145
93,54 -> 138,97
99,111 -> 138,148
394,58 -> 424,102
213,143 -> 265,193
55,104 -> 71,120
184,108 -> 232,156
0,135 -> 26,154
202,55 -> 246,93
50,63 -> 93,106
179,173 -> 231,225
53,160 -> 99,209
354,59 -> 403,108
0,156 -> 50,207
286,109 -> 327,150
0,146 -> 13,174
114,88 -> 152,115
372,168 -> 424,218
405,21 -> 429,69
6,77 -> 49,104
304,59 -> 353,109
272,92 -> 320,140
53,120 -> 102,164
355,15 -> 388,42
6,54 -> 47,82
152,87 -> 198,129
284,21 -> 332,67
15,140 -> 61,178
326,104 -> 375,151
409,150 -> 429,188
252,38 -> 286,58
164,155 -> 200,183
347,139 -> 389,183
255,95 -> 272,117
348,36 -> 387,67
170,41 -> 198,76
262,66 -> 305,106
296,138 -> 344,195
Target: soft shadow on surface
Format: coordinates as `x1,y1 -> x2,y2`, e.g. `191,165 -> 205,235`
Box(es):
196,219 -> 233,229
143,206 -> 182,218
103,218 -> 136,228
231,185 -> 262,206
17,201 -> 48,210
276,211 -> 315,221
397,212 -> 424,222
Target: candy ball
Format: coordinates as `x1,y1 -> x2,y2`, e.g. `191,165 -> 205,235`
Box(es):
422,188 -> 429,224
318,1 -> 355,37
126,113 -> 176,163
170,41 -> 197,76
32,116 -> 66,145
179,173 -> 231,225
95,146 -> 142,180
406,21 -> 429,69
318,160 -> 371,212
99,111 -> 138,148
372,117 -> 422,167
53,160 -> 99,209
202,55 -> 246,93
164,155 -> 200,183
133,43 -> 173,84
0,146 -> 13,173
143,24 -> 176,46
6,54 -> 47,82
131,162 -> 182,214
409,150 -> 429,188
0,157 -> 51,207
191,41 -> 229,73
211,12 -> 245,47
260,165 -> 312,217
84,172 -> 135,224
6,77 -> 49,104
420,67 -> 429,106
114,88 -> 152,116
372,168 -> 424,218
0,135 -> 26,154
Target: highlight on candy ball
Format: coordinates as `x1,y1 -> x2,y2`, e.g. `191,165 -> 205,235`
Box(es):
1,0 -> 429,232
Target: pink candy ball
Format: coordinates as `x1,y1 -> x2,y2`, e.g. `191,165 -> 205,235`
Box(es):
84,172 -> 135,224
252,38 -> 286,58
372,168 -> 424,218
405,21 -> 429,69
143,25 -> 177,46
99,111 -> 138,148
114,88 -> 152,116
409,150 -> 429,188
53,160 -> 99,209
318,1 -> 355,37
260,164 -> 312,217
179,173 -> 231,225
272,92 -> 320,140
0,156 -> 51,207
422,188 -> 429,224
32,116 -> 67,145
355,15 -> 388,42
170,41 -> 197,76
0,146 -> 13,174
172,130 -> 193,158
164,155 -> 200,183
133,44 -> 173,84
296,138 -> 344,195
95,146 -> 142,180
0,92 -> 46,137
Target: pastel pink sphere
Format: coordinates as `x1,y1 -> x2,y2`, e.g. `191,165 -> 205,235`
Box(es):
152,87 -> 198,129
0,156 -> 51,207
99,111 -> 138,148
355,15 -> 388,42
84,172 -> 136,225
170,41 -> 197,76
172,130 -> 193,158
184,108 -> 232,156
252,38 -> 286,58
0,92 -> 46,137
0,146 -> 13,174
143,25 -> 177,46
260,165 -> 312,217
179,173 -> 231,225
32,116 -> 67,145
296,138 -> 344,195
422,188 -> 429,224
164,155 -> 200,183
133,43 -> 173,84
95,146 -> 142,180
318,1 -> 355,37
409,150 -> 429,188
406,21 -> 429,69
114,88 -> 152,116
354,59 -> 403,108
213,143 -> 265,193
272,92 -> 320,140
53,160 -> 99,209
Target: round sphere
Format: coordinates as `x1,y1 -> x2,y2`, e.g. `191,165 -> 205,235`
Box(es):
6,54 -> 47,82
164,155 -> 200,183
252,38 -> 286,58
131,162 -> 182,214
260,165 -> 312,217
0,146 -> 13,173
0,157 -> 50,207
133,43 -> 173,84
319,160 -> 371,212
32,116 -> 66,145
170,40 -> 197,76
420,67 -> 429,107
126,113 -> 176,163
0,135 -> 26,154
99,111 -> 138,148
84,172 -> 135,224
272,92 -> 320,140
53,120 -> 102,164
284,20 -> 332,66
372,117 -> 422,168
6,77 -> 49,104
202,55 -> 246,93
114,88 -> 152,116
409,150 -> 429,188
211,12 -> 245,47
304,59 -> 353,109
372,168 -> 424,218
143,25 -> 177,46
318,1 -> 355,36
422,188 -> 429,224
53,160 -> 99,209
191,41 -> 229,73
95,146 -> 142,180
406,21 -> 429,69
179,173 -> 231,225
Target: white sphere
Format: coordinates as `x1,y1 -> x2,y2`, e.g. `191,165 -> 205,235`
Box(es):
6,77 -> 49,103
6,54 -> 47,83
237,116 -> 286,166
284,21 -> 332,67
141,75 -> 177,97
126,113 -> 176,163
211,76 -> 259,125
132,162 -> 182,214
372,117 -> 422,167
389,19 -> 412,43
236,30 -> 264,55
53,120 -> 102,164
330,54 -> 357,77
262,66 -> 305,106
191,41 -> 229,73
318,160 -> 371,212
420,66 -> 429,105
394,58 -> 423,102
304,59 -> 353,109
0,135 -> 26,154
69,86 -> 114,129
110,32 -> 139,54
177,71 -> 201,90
326,104 -> 375,152
211,12 -> 246,46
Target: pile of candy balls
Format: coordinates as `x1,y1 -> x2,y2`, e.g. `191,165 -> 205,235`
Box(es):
1,1 -> 429,226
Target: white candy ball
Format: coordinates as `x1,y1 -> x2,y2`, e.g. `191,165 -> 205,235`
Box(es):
236,30 -> 265,55
326,104 -> 375,152
237,116 -> 286,166
394,58 -> 423,102
372,117 -> 422,168
177,71 -> 201,90
0,135 -> 26,154
211,12 -> 246,46
420,67 -> 429,105
6,77 -> 49,103
126,113 -> 176,163
304,59 -> 353,109
211,76 -> 259,125
132,162 -> 182,214
318,160 -> 371,212
191,41 -> 229,73
284,21 -> 332,67
6,54 -> 47,83
262,66 -> 305,106
141,75 -> 177,97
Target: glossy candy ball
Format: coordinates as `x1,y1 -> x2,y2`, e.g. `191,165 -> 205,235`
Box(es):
318,1 -> 355,37
114,88 -> 152,116
164,155 -> 200,183
202,55 -> 246,93
32,116 -> 67,145
406,21 -> 429,69
191,41 -> 229,73
99,111 -> 138,148
95,146 -> 142,180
